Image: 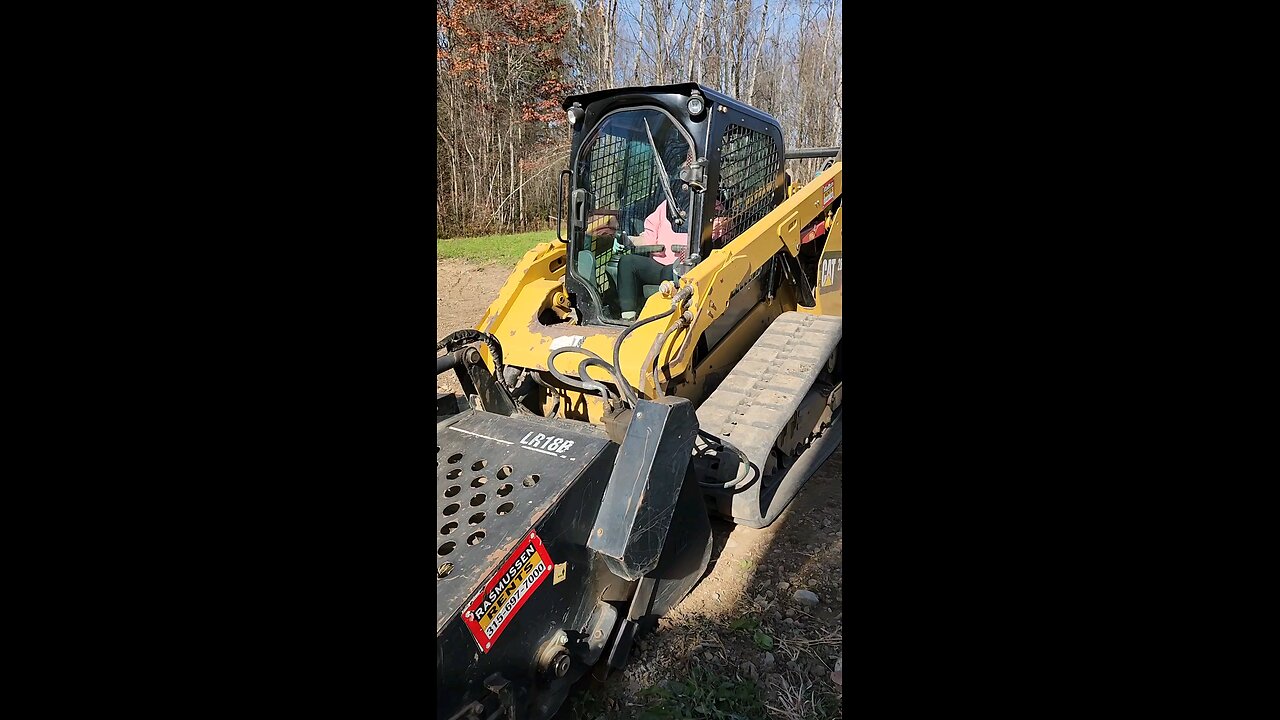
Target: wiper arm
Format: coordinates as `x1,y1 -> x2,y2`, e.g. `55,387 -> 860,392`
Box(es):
644,118 -> 683,226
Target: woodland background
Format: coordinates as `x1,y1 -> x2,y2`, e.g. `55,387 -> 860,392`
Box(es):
437,0 -> 843,238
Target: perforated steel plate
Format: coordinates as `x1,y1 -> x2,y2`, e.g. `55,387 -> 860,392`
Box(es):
436,410 -> 611,633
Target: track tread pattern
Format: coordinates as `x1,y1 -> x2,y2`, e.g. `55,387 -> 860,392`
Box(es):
695,312 -> 841,485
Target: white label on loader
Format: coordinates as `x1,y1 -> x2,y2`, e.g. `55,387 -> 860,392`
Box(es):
549,335 -> 585,350
519,432 -> 575,459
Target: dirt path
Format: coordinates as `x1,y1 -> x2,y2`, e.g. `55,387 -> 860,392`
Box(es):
436,259 -> 521,396
437,259 -> 843,719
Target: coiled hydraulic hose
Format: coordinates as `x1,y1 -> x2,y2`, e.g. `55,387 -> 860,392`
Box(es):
436,329 -> 506,385
539,287 -> 693,411
546,346 -> 619,403
694,429 -> 758,491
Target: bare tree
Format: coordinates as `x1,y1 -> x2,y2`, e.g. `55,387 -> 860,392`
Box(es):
435,0 -> 844,237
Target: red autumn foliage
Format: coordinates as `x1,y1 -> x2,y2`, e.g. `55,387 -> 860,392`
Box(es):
438,0 -> 572,122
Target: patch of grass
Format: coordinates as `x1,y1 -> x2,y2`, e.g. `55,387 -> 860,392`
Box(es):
637,666 -> 765,720
436,229 -> 558,265
752,630 -> 774,650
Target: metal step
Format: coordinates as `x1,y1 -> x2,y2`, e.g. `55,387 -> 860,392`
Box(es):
695,311 -> 841,527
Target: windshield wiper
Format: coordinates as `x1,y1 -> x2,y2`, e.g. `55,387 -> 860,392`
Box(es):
644,118 -> 683,226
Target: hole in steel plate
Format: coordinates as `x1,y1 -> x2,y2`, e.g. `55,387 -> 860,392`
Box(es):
496,465 -> 513,480
444,485 -> 461,497
471,476 -> 487,487
497,502 -> 515,515
437,446 -> 440,454
438,541 -> 456,556
467,531 -> 485,546
472,459 -> 487,471
468,512 -> 485,526
438,562 -> 453,578
470,493 -> 486,507
448,453 -> 464,464
446,468 -> 462,480
497,483 -> 513,497
523,474 -> 540,487
443,503 -> 461,516
440,521 -> 458,535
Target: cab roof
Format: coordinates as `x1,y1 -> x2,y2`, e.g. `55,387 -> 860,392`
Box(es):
562,83 -> 780,128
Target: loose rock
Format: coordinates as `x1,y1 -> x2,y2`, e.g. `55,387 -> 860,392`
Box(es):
794,589 -> 820,607
777,581 -> 791,590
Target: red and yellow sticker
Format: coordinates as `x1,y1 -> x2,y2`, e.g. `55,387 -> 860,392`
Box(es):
461,530 -> 554,653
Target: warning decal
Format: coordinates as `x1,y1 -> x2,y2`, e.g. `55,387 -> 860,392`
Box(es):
461,530 -> 554,653
822,180 -> 835,207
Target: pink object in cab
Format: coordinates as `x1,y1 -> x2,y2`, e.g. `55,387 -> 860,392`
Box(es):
640,201 -> 687,266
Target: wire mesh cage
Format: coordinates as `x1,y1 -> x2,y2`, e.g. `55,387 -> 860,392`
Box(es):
580,130 -> 664,295
714,124 -> 782,245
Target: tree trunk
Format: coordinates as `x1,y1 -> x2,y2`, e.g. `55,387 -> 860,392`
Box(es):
745,0 -> 769,105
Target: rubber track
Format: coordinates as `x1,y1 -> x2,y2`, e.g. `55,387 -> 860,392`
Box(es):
695,312 -> 841,519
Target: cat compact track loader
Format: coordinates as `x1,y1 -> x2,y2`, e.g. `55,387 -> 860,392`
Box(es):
436,83 -> 842,720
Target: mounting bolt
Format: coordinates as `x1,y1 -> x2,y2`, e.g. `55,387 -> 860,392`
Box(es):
549,650 -> 570,678
538,635 -> 572,679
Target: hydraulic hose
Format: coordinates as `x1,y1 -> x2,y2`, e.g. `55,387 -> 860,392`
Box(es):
611,307 -> 673,406
547,346 -> 627,403
648,311 -> 692,398
694,429 -> 758,491
437,329 -> 505,384
613,285 -> 693,404
575,356 -> 617,402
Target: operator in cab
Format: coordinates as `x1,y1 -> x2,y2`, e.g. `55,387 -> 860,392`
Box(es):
613,154 -> 735,321
613,146 -> 691,320
578,109 -> 736,323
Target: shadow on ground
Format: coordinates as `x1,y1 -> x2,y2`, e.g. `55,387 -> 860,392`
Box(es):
553,445 -> 844,720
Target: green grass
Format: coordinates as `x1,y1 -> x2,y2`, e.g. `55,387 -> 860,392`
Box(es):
636,666 -> 766,720
436,229 -> 558,265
